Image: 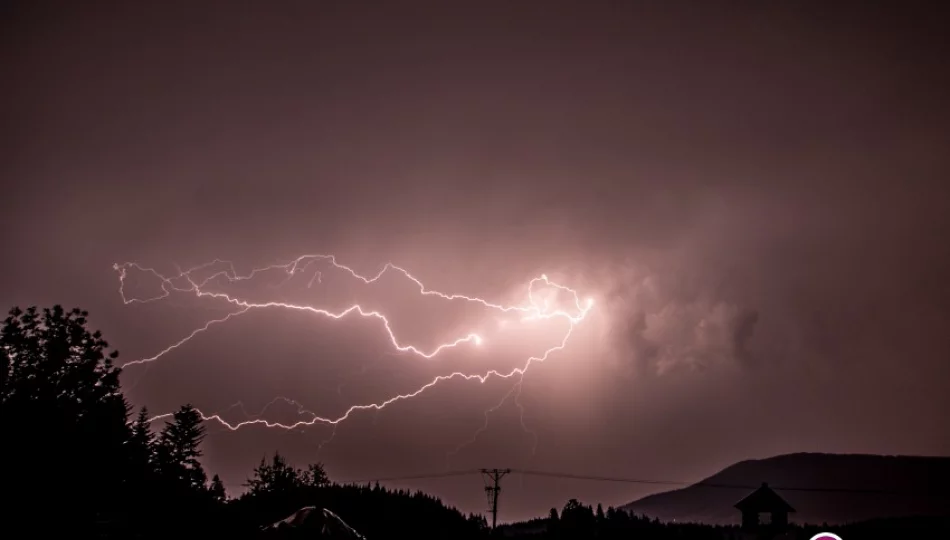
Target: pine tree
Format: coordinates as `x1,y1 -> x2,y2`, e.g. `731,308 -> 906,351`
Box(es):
157,404 -> 208,491
245,452 -> 305,495
304,462 -> 330,487
208,474 -> 227,503
0,348 -> 8,395
127,405 -> 157,507
129,407 -> 155,467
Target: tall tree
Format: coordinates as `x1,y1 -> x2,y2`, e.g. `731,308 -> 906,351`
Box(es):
304,462 -> 330,488
209,474 -> 227,503
129,407 -> 156,467
246,452 -> 306,495
0,306 -> 130,534
0,347 -> 8,394
157,404 -> 208,491
0,305 -> 123,408
560,499 -> 596,539
119,407 -> 158,528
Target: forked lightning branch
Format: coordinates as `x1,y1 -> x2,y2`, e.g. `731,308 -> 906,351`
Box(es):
113,254 -> 594,436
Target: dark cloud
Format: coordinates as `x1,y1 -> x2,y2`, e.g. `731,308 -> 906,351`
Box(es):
627,311 -> 659,377
732,309 -> 759,369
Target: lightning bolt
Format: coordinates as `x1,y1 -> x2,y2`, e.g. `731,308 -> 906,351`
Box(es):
115,254 -> 593,449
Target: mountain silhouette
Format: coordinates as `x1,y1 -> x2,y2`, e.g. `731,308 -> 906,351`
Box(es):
622,453 -> 950,525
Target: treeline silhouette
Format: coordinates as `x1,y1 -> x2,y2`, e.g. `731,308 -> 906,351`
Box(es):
507,501 -> 948,540
2,305 -> 947,539
1,305 -> 222,536
517,501 -> 734,540
0,305 -> 488,539
232,455 -> 488,539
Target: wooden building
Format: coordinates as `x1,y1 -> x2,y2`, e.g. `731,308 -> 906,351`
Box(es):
734,482 -> 796,531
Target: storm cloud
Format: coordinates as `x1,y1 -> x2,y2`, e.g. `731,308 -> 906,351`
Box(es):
3,0 -> 949,522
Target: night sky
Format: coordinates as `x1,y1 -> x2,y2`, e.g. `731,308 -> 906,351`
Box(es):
3,0 -> 949,523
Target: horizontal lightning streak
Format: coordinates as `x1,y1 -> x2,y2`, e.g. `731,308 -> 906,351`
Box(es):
153,323 -> 577,431
115,254 -> 593,435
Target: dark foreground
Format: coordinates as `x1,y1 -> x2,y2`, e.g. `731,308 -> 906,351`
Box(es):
2,306 -> 947,539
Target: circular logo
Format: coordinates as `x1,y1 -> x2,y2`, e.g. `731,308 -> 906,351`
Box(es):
810,534 -> 842,540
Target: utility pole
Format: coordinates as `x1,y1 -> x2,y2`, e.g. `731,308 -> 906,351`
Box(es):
480,468 -> 510,531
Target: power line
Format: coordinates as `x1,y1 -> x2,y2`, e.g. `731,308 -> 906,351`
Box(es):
344,468 -> 944,497
344,469 -> 480,484
514,469 -> 685,487
512,469 -> 943,496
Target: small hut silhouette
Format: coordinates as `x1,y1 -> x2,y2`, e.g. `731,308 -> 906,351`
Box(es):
734,482 -> 795,530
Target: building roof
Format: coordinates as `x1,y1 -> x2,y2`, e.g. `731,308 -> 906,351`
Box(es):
263,506 -> 366,539
734,483 -> 796,513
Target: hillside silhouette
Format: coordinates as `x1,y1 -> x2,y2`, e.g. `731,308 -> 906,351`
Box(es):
622,453 -> 950,525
